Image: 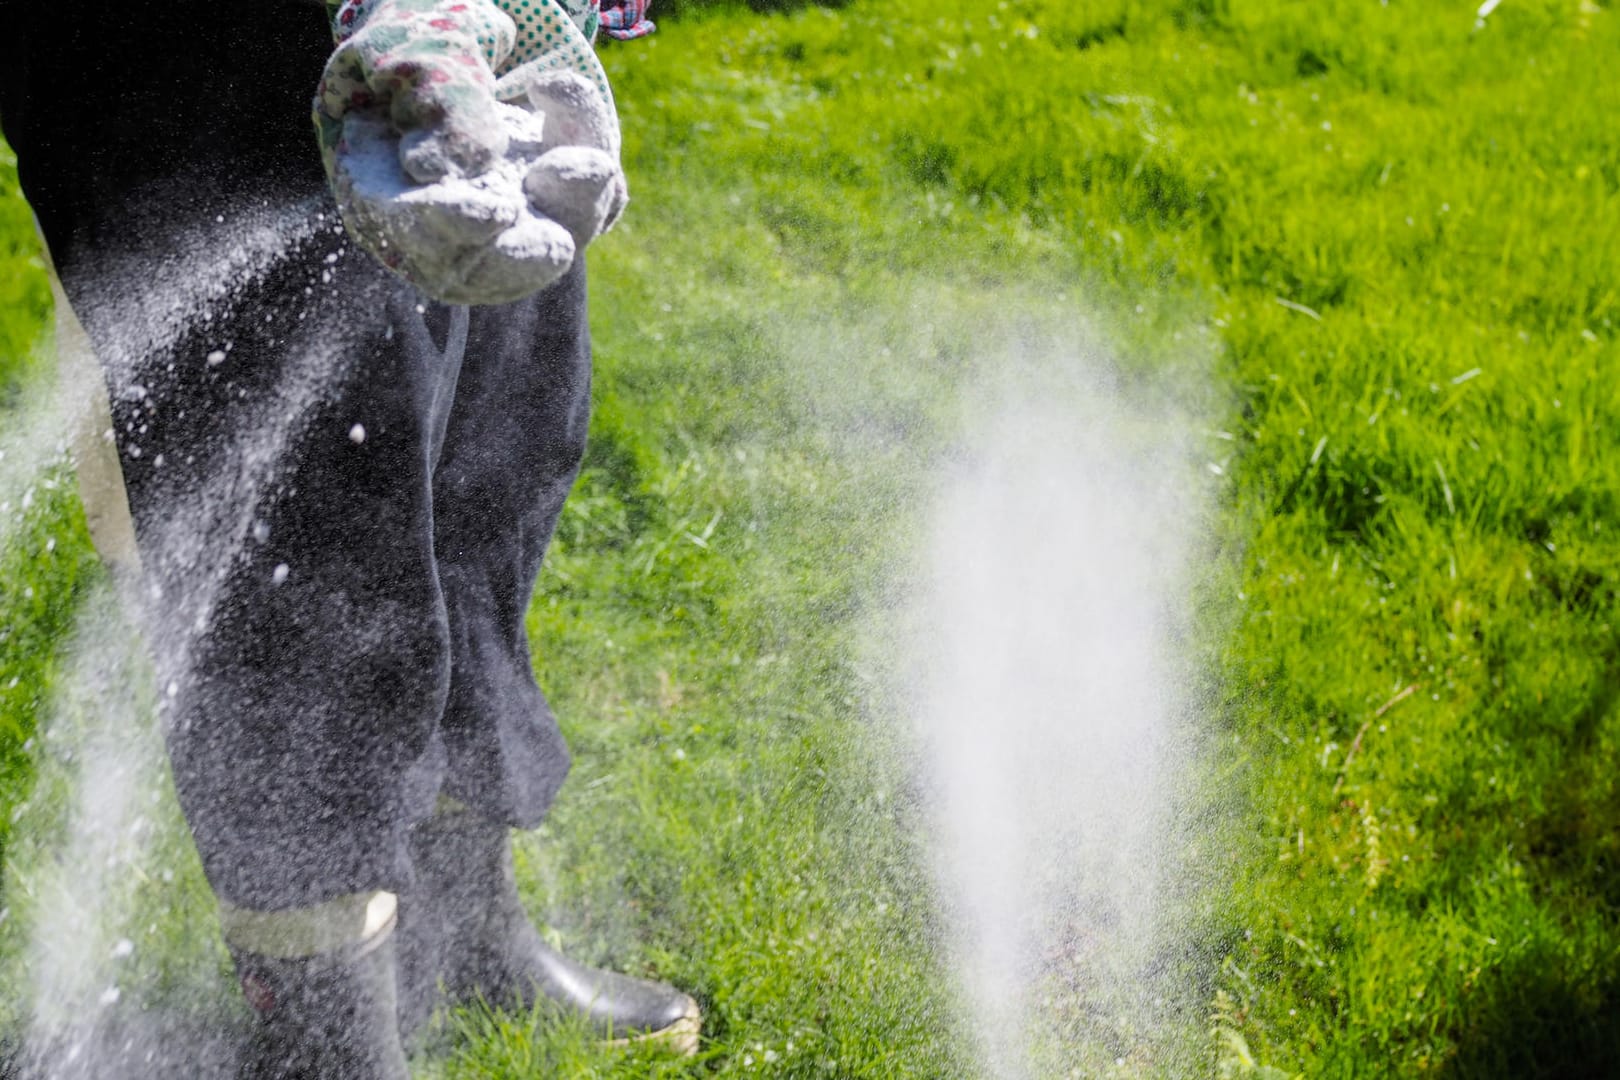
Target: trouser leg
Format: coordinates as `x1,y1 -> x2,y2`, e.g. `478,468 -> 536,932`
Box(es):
28,196 -> 590,908
162,257 -> 593,903
433,263 -> 592,827
393,270 -> 707,1053
46,203 -> 467,908
3,0 -> 589,910
4,0 -> 459,908
157,258 -> 468,909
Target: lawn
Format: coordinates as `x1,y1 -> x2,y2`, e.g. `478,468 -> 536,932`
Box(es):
2,0 -> 1619,1076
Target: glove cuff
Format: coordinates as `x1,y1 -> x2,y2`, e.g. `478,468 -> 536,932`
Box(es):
496,0 -> 602,45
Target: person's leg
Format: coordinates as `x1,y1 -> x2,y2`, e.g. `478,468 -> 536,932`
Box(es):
430,264 -> 590,826
399,266 -> 700,1049
10,0 -> 458,918
5,0 -> 698,1059
3,3 -> 461,1074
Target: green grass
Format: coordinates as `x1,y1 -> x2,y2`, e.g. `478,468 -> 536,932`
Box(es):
4,0 -> 1620,1076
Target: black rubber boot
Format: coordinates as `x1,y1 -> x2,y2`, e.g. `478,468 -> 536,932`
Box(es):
397,806 -> 701,1053
231,931 -> 411,1080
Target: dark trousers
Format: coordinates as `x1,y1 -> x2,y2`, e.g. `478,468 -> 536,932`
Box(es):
2,0 -> 585,908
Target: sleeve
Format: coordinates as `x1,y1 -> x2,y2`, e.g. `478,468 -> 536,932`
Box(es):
598,0 -> 654,40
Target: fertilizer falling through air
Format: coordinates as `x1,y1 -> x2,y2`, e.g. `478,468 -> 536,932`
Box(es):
907,359 -> 1211,1077
1,198 -> 369,1078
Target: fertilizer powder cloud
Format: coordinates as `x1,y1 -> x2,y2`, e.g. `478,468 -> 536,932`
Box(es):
906,347 -> 1211,1077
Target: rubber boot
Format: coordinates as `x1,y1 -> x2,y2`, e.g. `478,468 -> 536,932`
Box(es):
397,803 -> 701,1053
225,894 -> 411,1080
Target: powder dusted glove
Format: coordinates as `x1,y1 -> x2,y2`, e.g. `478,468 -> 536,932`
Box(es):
316,0 -> 628,304
503,68 -> 628,244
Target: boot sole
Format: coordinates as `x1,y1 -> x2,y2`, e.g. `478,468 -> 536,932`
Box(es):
602,996 -> 702,1057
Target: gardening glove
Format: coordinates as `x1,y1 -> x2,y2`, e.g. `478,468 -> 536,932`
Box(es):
502,67 -> 628,244
316,0 -> 627,304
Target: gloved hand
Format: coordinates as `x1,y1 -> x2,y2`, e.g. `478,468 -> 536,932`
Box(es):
316,0 -> 629,305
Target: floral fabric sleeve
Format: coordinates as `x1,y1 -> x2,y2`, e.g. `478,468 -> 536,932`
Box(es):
325,0 -> 614,105
598,0 -> 654,41
328,0 -> 515,64
317,0 -> 620,164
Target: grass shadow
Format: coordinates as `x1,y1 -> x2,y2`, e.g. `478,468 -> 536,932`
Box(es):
1436,958 -> 1620,1080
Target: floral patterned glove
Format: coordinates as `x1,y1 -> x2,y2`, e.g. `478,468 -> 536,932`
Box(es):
316,0 -> 519,183
315,0 -> 628,304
